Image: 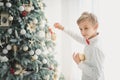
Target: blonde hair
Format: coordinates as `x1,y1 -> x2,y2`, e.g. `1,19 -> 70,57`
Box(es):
77,12 -> 98,25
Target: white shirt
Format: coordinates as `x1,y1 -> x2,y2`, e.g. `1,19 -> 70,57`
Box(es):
63,28 -> 105,80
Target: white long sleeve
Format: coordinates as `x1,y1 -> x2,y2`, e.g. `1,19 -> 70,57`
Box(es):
63,28 -> 105,80
63,28 -> 86,44
78,47 -> 104,80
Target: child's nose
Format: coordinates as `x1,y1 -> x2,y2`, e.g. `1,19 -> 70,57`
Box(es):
81,30 -> 85,35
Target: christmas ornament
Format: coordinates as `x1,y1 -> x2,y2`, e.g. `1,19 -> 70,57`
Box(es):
53,68 -> 58,80
44,75 -> 50,80
38,2 -> 43,7
42,59 -> 47,64
20,29 -> 26,35
29,40 -> 35,46
29,50 -> 34,55
38,31 -> 45,39
10,68 -> 15,74
2,49 -> 8,54
45,32 -> 51,39
6,2 -> 12,8
24,3 -> 32,12
49,28 -> 56,41
13,45 -> 17,53
0,12 -> 10,27
14,64 -> 26,76
38,2 -> 44,11
51,33 -> 56,41
79,54 -> 85,61
7,28 -> 13,34
27,22 -> 36,33
22,11 -> 28,17
25,6 -> 32,12
35,49 -> 41,55
49,28 -> 53,34
19,6 -> 25,11
31,55 -> 38,61
33,18 -> 38,24
0,56 -> 9,62
23,46 -> 28,51
6,44 -> 12,50
50,64 -> 54,70
8,15 -> 13,21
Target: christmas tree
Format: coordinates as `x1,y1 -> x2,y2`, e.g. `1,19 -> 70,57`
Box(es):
0,0 -> 61,80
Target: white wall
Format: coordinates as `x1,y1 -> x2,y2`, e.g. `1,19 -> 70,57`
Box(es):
98,0 -> 120,80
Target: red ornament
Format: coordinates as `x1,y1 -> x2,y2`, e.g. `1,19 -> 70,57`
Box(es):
22,11 -> 28,17
49,28 -> 53,34
10,68 -> 15,74
49,67 -> 53,70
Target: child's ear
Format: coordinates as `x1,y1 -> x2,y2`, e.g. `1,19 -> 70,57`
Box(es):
94,23 -> 98,30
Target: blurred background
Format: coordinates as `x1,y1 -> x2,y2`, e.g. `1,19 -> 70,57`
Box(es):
44,0 -> 120,80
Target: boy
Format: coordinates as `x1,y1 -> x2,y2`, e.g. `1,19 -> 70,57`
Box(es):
54,12 -> 105,80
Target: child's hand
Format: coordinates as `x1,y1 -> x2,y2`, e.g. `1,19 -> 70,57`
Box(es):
73,52 -> 81,64
54,23 -> 64,30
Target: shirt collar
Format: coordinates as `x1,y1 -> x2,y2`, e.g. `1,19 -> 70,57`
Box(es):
86,33 -> 99,45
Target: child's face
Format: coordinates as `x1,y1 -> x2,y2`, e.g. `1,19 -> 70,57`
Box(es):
78,20 -> 98,39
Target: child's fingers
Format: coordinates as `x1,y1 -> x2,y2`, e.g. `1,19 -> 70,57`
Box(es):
73,52 -> 78,61
75,54 -> 80,61
54,23 -> 59,28
73,53 -> 81,64
77,54 -> 80,59
73,53 -> 79,58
